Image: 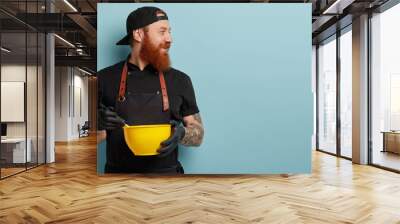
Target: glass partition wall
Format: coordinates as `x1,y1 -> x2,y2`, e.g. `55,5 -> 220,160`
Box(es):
0,1 -> 46,179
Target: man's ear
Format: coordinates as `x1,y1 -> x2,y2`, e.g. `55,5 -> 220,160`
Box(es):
132,29 -> 144,43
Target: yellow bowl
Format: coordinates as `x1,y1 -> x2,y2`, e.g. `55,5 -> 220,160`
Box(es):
123,124 -> 172,156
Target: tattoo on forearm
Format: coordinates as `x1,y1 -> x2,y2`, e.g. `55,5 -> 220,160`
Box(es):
180,113 -> 204,147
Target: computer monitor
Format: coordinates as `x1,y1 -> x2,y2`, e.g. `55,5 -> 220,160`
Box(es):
1,123 -> 7,137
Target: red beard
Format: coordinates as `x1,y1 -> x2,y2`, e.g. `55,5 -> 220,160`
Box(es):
140,34 -> 171,72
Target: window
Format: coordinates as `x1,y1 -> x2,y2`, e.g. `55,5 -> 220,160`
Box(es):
371,3 -> 400,171
318,35 -> 337,154
339,27 -> 352,158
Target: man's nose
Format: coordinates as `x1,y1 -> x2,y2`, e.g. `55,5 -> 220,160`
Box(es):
165,32 -> 172,44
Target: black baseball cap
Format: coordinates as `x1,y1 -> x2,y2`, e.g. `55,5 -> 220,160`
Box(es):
116,6 -> 168,45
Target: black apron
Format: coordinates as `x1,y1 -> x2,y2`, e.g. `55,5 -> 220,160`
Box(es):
104,62 -> 184,174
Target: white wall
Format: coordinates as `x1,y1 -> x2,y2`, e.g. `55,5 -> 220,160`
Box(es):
55,66 -> 69,141
72,72 -> 89,138
1,65 -> 41,138
1,63 -> 46,164
54,66 -> 89,141
1,65 -> 25,134
1,65 -> 26,140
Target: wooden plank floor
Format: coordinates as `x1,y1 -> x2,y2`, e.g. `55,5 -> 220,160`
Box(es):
1,167 -> 26,178
1,135 -> 400,224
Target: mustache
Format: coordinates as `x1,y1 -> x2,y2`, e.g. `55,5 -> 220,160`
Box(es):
160,42 -> 171,49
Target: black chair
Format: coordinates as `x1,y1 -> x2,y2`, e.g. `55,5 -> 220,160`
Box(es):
78,121 -> 90,138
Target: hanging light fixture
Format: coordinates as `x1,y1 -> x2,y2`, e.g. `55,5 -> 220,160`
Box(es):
1,47 -> 11,53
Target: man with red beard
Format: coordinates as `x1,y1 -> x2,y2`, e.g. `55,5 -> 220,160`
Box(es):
97,6 -> 204,174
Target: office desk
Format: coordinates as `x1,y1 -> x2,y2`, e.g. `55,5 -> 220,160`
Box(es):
381,131 -> 400,154
1,138 -> 31,164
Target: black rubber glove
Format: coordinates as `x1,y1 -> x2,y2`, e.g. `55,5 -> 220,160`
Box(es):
157,120 -> 185,158
98,103 -> 125,131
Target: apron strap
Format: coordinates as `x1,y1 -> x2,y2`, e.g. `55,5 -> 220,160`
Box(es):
159,71 -> 169,112
118,62 -> 128,102
118,62 -> 170,111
